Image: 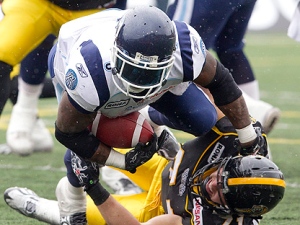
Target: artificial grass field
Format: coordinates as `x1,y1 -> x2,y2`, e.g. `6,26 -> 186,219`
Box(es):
0,32 -> 300,224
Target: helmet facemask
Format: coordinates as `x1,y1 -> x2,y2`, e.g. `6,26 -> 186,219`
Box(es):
189,158 -> 231,216
189,155 -> 285,218
110,5 -> 176,99
111,44 -> 174,99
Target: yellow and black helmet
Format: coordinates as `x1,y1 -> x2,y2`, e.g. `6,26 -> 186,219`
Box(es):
189,155 -> 285,217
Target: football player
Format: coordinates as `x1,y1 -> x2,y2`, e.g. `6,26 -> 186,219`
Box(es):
6,5 -> 271,224
4,110 -> 285,225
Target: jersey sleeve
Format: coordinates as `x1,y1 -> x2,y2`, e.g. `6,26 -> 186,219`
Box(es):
64,39 -> 111,113
172,20 -> 207,82
56,10 -> 124,113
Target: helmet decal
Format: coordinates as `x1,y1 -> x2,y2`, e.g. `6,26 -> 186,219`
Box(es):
134,52 -> 158,65
227,177 -> 286,187
234,205 -> 269,216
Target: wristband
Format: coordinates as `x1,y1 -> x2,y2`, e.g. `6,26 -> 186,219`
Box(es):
86,182 -> 110,206
105,149 -> 125,169
236,124 -> 257,144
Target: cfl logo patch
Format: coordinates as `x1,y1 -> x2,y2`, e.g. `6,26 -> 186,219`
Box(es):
65,69 -> 78,90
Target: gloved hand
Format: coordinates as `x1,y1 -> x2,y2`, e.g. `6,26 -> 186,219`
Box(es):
157,128 -> 180,160
125,131 -> 164,173
70,151 -> 111,205
235,121 -> 268,157
70,151 -> 100,191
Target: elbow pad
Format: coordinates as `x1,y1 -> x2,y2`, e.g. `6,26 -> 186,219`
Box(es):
204,61 -> 242,106
55,123 -> 100,159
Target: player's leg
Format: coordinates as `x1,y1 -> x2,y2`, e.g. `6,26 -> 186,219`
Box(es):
1,0 -> 60,155
0,0 -> 55,115
0,62 -> 13,115
4,149 -> 169,224
213,0 -> 280,133
149,83 -> 217,136
56,150 -> 89,224
168,0 -> 258,98
4,187 -> 60,224
7,35 -> 56,155
213,0 -> 258,99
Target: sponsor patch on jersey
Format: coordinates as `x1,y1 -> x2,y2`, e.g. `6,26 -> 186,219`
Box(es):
207,142 -> 225,163
179,168 -> 189,196
193,197 -> 203,225
65,69 -> 78,90
76,63 -> 88,78
105,99 -> 129,109
192,36 -> 200,54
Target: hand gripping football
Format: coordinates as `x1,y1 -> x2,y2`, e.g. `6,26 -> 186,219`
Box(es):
88,111 -> 154,148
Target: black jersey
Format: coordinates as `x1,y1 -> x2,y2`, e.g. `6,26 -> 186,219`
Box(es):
161,117 -> 260,225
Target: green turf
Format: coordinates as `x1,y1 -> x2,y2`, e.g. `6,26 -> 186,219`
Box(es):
0,32 -> 300,224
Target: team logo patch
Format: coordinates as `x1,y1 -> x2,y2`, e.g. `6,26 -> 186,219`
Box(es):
65,69 -> 78,90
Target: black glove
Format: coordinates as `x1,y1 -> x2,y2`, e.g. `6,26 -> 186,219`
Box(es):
70,151 -> 100,191
157,128 -> 180,160
235,121 -> 268,157
125,131 -> 164,173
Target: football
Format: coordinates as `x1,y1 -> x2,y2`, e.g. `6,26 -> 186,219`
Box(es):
88,111 -> 154,148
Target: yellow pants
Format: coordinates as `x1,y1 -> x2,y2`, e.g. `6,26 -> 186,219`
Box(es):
87,152 -> 169,224
0,0 -> 102,66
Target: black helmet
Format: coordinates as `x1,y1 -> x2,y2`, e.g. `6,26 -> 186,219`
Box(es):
189,155 -> 285,217
111,5 -> 176,99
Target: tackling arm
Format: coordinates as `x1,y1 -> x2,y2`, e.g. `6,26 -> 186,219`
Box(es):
194,51 -> 255,146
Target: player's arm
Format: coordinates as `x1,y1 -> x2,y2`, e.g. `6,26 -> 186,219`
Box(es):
91,188 -> 182,225
194,51 -> 256,147
55,92 -> 161,172
96,195 -> 141,225
55,92 -> 112,163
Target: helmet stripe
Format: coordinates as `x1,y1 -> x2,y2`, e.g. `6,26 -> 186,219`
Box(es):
228,177 -> 286,188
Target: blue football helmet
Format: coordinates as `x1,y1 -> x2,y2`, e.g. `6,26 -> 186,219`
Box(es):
189,155 -> 285,217
111,5 -> 176,99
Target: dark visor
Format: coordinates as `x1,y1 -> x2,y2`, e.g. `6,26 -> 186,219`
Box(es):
116,57 -> 164,86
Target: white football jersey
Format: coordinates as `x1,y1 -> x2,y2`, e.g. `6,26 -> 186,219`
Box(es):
52,8 -> 206,118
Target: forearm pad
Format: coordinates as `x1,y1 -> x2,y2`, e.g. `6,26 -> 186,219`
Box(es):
55,123 -> 100,159
204,60 -> 242,106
